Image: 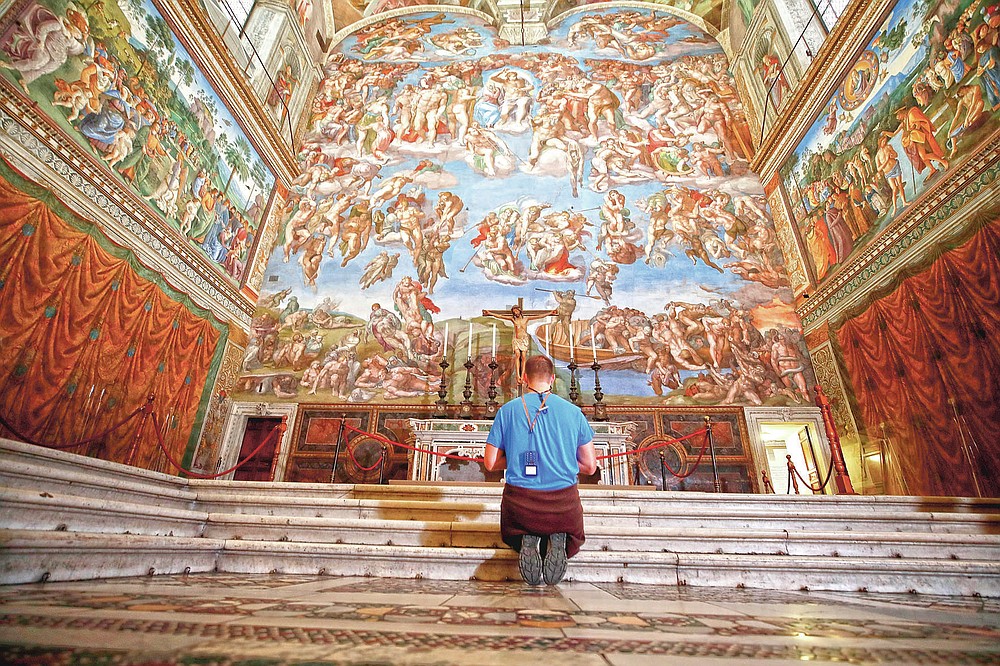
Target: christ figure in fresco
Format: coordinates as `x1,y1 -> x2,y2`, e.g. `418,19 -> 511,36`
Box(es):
483,302 -> 556,384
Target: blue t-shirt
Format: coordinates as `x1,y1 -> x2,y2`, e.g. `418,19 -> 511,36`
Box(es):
486,391 -> 595,491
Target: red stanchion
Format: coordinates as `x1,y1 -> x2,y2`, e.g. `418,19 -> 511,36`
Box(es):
151,411 -> 285,479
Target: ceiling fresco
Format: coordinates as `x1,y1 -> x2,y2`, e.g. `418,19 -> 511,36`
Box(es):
237,7 -> 815,408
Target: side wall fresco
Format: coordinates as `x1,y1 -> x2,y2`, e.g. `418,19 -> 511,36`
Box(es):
0,0 -> 277,287
238,8 -> 817,410
778,0 -> 1000,285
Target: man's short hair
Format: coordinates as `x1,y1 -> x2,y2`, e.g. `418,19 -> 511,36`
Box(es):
524,355 -> 554,380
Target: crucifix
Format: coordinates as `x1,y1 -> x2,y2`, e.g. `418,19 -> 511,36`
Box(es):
483,297 -> 556,389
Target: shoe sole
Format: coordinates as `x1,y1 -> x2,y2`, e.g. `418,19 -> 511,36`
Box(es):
519,535 -> 543,586
543,532 -> 568,585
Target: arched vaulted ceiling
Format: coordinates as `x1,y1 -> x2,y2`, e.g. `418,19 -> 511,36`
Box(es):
330,0 -> 729,47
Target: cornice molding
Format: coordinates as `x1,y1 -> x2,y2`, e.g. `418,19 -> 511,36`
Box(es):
797,133 -> 1000,331
0,91 -> 253,326
153,0 -> 299,185
748,0 -> 893,183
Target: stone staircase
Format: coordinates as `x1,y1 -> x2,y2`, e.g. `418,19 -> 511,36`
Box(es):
3,438 -> 1000,596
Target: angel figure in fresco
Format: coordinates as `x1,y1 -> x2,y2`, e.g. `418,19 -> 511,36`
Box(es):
0,2 -> 91,92
359,251 -> 399,290
586,258 -> 619,305
464,122 -> 513,177
367,303 -> 410,358
393,276 -> 440,352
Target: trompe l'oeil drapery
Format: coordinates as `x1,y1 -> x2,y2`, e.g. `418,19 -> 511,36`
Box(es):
0,163 -> 225,470
838,218 -> 1000,497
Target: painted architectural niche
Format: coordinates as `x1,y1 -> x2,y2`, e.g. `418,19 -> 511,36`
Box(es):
0,0 -> 277,285
779,0 -> 1000,285
239,8 -> 816,408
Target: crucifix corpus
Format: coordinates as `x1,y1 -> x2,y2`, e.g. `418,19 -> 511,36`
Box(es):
482,297 -> 556,385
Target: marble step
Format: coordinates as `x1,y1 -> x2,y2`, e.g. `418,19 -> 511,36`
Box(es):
201,512 -> 1000,561
4,529 -> 997,596
357,483 -> 1000,514
0,487 -> 207,538
0,530 -> 221,585
214,540 -> 1000,597
0,439 -> 196,511
192,491 -> 1000,534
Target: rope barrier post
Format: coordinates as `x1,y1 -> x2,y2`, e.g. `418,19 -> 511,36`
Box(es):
378,442 -> 387,485
126,395 -> 155,467
814,386 -> 856,494
761,469 -> 775,494
267,419 -> 288,482
705,416 -> 721,493
786,455 -> 800,495
658,450 -> 667,492
331,414 -> 346,484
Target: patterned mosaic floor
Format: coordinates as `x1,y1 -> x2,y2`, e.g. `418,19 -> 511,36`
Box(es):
2,574 -> 999,665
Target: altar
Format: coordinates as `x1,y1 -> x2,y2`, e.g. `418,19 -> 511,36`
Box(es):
408,419 -> 637,485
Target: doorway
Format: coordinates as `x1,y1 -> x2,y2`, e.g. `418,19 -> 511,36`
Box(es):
232,417 -> 283,481
760,422 -> 828,495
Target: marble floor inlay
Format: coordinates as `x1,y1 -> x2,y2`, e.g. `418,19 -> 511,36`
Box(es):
1,574 -> 999,664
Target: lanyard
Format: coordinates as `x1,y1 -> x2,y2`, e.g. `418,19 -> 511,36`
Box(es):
520,390 -> 549,434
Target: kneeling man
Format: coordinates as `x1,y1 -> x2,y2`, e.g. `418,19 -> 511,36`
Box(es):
485,355 -> 597,585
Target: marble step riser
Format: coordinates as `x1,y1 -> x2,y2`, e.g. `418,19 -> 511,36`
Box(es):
1,548 -> 218,585
193,502 -> 997,533
5,533 -> 997,596
201,523 -> 1000,560
0,473 -> 198,513
11,496 -> 996,537
0,445 -> 192,499
212,552 -> 999,597
350,490 -> 1000,513
0,493 -> 207,538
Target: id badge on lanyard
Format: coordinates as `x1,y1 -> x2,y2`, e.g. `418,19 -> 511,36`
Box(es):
525,450 -> 537,477
521,392 -> 547,477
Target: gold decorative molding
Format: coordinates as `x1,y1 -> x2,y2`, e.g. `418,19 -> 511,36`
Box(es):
245,189 -> 286,297
767,186 -> 808,295
0,85 -> 255,324
808,341 -> 859,442
797,135 -> 1000,330
153,0 -> 299,186
748,0 -> 894,183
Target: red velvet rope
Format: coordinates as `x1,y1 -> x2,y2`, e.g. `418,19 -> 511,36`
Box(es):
654,429 -> 713,479
0,406 -> 145,451
597,428 -> 708,461
345,438 -> 385,472
341,422 -> 712,477
791,457 -> 836,493
151,411 -> 284,479
341,423 -> 486,462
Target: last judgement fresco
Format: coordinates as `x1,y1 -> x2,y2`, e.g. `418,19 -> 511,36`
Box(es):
238,8 -> 815,406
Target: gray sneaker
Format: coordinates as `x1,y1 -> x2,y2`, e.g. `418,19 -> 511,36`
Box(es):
519,535 -> 543,586
543,532 -> 568,585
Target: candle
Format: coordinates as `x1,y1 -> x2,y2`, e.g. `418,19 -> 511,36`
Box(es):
569,326 -> 575,361
491,324 -> 496,358
591,324 -> 598,362
443,322 -> 449,356
467,321 -> 473,358
545,318 -> 550,356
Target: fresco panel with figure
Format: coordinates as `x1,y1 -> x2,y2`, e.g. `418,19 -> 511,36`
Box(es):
239,8 -> 815,408
779,0 -> 1000,284
0,0 -> 276,285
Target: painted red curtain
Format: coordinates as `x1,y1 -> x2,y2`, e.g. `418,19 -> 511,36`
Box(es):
0,166 -> 224,470
837,218 -> 1000,497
